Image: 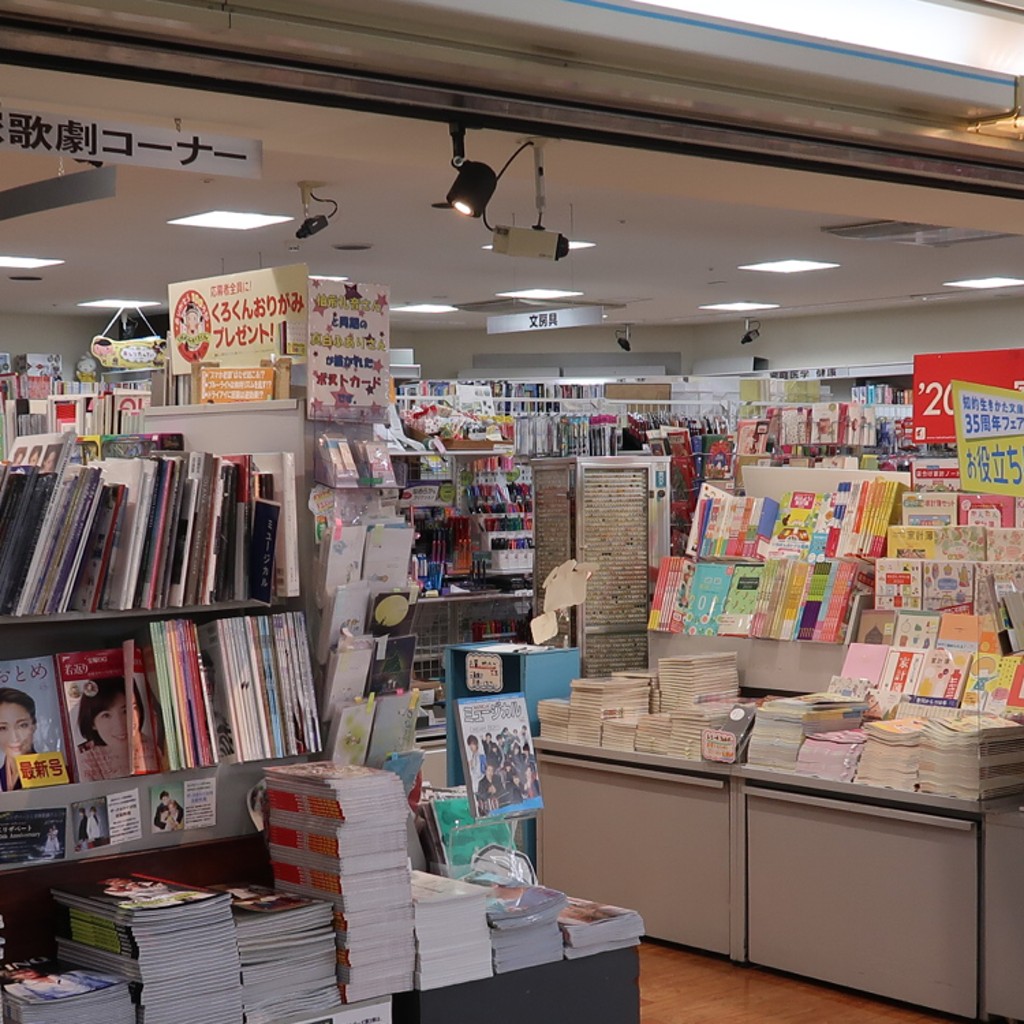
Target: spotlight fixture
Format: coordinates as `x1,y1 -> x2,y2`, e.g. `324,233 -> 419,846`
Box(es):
740,318 -> 761,345
295,181 -> 339,240
615,325 -> 632,352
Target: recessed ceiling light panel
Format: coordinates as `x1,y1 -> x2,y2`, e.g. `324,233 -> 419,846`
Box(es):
392,304 -> 458,313
78,299 -> 161,309
496,288 -> 584,300
310,275 -> 349,282
942,276 -> 1024,289
168,211 -> 293,230
739,260 -> 840,274
0,256 -> 64,269
699,301 -> 780,312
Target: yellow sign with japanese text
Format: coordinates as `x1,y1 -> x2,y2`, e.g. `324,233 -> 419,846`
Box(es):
168,263 -> 308,375
952,380 -> 1024,496
16,751 -> 70,788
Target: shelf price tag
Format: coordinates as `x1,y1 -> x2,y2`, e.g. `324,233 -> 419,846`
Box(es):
16,752 -> 70,788
914,349 -> 1024,443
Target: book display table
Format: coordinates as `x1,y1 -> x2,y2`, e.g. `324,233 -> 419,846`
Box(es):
536,738 -> 1017,1019
392,947 -> 639,1024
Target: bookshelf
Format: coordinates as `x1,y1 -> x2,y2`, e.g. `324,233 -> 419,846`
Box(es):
0,401 -> 313,932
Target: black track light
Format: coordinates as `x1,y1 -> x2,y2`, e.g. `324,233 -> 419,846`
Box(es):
616,325 -> 632,352
740,318 -> 761,345
446,160 -> 498,218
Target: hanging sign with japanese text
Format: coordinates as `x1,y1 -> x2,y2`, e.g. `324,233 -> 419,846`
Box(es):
0,107 -> 261,177
307,280 -> 390,424
486,305 -> 604,335
168,264 -> 308,376
914,348 -> 1024,443
952,380 -> 1024,496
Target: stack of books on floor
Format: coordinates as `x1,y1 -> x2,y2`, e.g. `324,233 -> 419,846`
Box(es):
747,694 -> 868,771
51,876 -> 243,1024
854,719 -> 926,790
667,704 -> 734,760
410,871 -> 493,990
567,677 -> 651,746
635,713 -> 673,754
484,883 -> 568,974
537,698 -> 570,742
0,963 -> 134,1024
557,897 -> 645,959
918,715 -> 1024,799
265,762 -> 415,1003
657,653 -> 739,712
794,729 -> 866,782
220,885 -> 341,1024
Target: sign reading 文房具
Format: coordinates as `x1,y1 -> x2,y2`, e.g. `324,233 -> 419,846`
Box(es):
952,379 -> 1024,496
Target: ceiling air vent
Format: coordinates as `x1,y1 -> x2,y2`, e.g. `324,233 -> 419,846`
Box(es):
821,220 -> 1015,246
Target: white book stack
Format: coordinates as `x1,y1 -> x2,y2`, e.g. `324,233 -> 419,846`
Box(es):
484,884 -> 567,974
667,703 -> 734,760
918,716 -> 1024,800
635,713 -> 673,755
537,698 -> 571,742
747,695 -> 869,772
855,719 -> 927,791
51,880 -> 243,1024
225,888 -> 341,1024
601,719 -> 640,752
410,871 -> 493,990
657,654 -> 739,712
795,730 -> 866,783
264,763 -> 415,1004
567,677 -> 651,747
557,897 -> 645,959
0,970 -> 134,1024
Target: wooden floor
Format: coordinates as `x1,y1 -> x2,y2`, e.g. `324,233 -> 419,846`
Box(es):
639,943 -> 946,1024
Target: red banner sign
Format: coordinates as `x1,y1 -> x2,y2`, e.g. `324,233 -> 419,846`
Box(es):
914,348 -> 1024,443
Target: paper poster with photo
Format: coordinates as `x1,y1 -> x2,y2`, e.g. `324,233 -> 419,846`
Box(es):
307,280 -> 390,424
0,655 -> 67,794
168,263 -> 309,374
71,796 -> 110,853
150,782 -> 186,833
0,808 -> 66,865
455,694 -> 542,820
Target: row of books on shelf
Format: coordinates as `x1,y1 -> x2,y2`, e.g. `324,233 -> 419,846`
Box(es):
0,610 -> 319,792
0,431 -> 298,617
649,556 -> 873,642
735,403 -> 882,451
688,480 -> 905,563
875,558 -> 1024,614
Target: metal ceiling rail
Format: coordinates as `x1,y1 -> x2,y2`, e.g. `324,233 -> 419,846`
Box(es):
6,18 -> 1024,197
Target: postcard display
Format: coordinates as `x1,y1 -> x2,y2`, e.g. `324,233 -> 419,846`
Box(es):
531,457 -> 671,676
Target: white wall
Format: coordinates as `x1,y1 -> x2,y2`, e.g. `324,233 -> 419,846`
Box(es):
395,296 -> 1024,379
0,313 -> 107,373
392,323 -> 697,379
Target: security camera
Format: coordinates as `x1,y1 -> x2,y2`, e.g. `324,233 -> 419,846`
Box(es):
296,214 -> 330,239
491,225 -> 570,261
740,318 -> 761,345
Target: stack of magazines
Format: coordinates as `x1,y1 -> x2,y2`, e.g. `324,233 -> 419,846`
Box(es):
484,883 -> 567,973
557,897 -> 645,959
410,871 -> 493,990
218,886 -> 341,1024
50,876 -> 243,1024
265,763 -> 415,1003
855,718 -> 927,790
0,962 -> 133,1024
